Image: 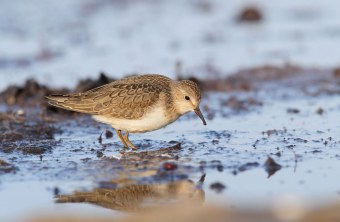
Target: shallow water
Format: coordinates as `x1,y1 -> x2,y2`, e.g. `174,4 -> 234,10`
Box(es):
1,86 -> 339,221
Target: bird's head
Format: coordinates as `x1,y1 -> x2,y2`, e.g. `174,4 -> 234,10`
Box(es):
172,80 -> 206,125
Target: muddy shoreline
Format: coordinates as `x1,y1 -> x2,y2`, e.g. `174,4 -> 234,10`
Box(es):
1,64 -> 339,179
0,65 -> 339,221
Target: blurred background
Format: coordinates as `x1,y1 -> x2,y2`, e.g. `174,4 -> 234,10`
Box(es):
1,1 -> 340,222
1,0 -> 340,90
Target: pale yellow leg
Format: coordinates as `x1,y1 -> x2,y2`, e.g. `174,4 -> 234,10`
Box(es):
123,131 -> 137,150
116,129 -> 128,148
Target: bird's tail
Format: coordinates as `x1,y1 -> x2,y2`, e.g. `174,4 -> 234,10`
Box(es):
45,94 -> 96,114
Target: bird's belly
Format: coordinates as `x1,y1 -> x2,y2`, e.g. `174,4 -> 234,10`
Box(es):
93,106 -> 178,133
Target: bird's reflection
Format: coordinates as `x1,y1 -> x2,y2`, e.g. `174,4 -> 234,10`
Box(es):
56,174 -> 205,212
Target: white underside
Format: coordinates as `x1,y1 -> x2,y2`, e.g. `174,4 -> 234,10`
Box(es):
93,103 -> 178,133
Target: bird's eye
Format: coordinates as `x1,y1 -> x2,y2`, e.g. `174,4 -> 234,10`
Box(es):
185,96 -> 190,101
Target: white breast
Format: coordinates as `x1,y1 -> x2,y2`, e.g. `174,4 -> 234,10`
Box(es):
93,103 -> 178,133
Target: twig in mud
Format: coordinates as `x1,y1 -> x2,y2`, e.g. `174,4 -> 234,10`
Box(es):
293,151 -> 298,173
98,132 -> 103,144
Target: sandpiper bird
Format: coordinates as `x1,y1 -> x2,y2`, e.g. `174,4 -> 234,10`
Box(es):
46,74 -> 206,150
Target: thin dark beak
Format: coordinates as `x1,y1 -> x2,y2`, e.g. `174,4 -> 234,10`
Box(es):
194,107 -> 207,125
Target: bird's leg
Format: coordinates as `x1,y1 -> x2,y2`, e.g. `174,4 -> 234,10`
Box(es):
123,131 -> 137,150
115,129 -> 128,148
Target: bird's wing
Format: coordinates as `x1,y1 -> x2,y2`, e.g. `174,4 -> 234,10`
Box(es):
46,82 -> 163,119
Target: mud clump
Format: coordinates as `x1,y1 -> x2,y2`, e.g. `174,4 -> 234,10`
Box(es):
0,73 -> 115,116
21,145 -> 52,155
0,79 -> 68,107
237,6 -> 263,23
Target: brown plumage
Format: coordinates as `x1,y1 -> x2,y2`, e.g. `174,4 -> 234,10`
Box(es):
46,74 -> 206,150
46,75 -> 170,118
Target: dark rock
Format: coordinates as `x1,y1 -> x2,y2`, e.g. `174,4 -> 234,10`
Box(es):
53,187 -> 60,196
210,182 -> 226,193
105,130 -> 113,139
264,156 -> 282,178
316,107 -> 324,115
217,164 -> 224,172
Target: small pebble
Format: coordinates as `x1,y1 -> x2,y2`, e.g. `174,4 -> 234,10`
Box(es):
105,130 -> 113,139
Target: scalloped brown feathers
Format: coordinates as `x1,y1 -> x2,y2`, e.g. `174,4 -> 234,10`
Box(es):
46,74 -> 172,119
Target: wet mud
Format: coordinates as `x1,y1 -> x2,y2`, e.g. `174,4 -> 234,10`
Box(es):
0,65 -> 340,221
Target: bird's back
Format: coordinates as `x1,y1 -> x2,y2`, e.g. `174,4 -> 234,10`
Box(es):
46,74 -> 173,119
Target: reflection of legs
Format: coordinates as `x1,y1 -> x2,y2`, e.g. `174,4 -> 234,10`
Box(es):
124,131 -> 137,150
116,129 -> 128,148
